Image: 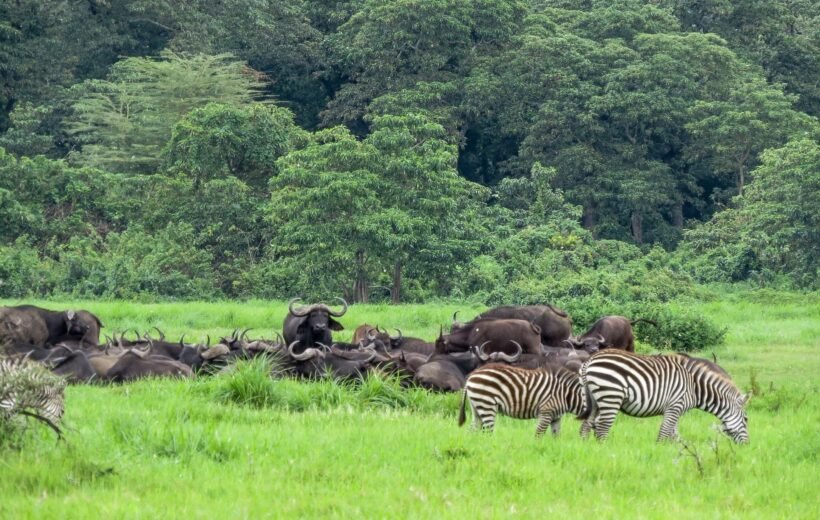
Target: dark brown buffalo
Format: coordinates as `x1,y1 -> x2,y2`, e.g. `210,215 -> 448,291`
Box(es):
48,350 -> 96,383
283,298 -> 348,353
106,351 -> 193,382
472,305 -> 572,347
444,318 -> 542,356
412,333 -> 480,392
567,316 -> 657,352
414,351 -> 479,392
0,307 -> 49,345
356,327 -> 434,357
283,341 -> 374,380
1,305 -> 103,345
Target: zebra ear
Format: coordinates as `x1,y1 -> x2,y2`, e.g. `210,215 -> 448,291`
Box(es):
739,393 -> 751,406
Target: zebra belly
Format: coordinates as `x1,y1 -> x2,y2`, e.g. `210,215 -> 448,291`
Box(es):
621,386 -> 674,417
496,397 -> 541,419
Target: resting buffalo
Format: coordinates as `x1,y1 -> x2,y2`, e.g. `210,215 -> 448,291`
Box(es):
473,305 -> 571,347
566,316 -> 657,352
284,341 -> 374,380
355,327 -> 433,356
106,350 -> 193,382
283,298 -> 348,353
445,319 -> 542,356
0,305 -> 103,345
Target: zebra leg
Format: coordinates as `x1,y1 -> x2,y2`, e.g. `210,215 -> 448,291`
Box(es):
470,400 -> 482,431
474,402 -> 496,432
593,400 -> 621,440
550,416 -> 562,436
657,406 -> 685,442
580,419 -> 593,439
535,411 -> 554,437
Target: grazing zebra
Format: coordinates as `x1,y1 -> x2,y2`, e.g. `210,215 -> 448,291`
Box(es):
0,356 -> 66,436
578,350 -> 749,443
458,363 -> 585,436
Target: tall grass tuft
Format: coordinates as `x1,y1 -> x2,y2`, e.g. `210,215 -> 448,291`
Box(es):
210,356 -> 283,408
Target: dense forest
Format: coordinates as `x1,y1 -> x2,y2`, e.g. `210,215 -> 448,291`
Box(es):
0,0 -> 817,302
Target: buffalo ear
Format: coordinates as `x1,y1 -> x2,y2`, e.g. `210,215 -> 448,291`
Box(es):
328,318 -> 344,332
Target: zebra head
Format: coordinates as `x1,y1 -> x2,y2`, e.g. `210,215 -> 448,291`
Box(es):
721,392 -> 750,444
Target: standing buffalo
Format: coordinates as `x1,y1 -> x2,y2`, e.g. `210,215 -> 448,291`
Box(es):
566,316 -> 657,352
473,305 -> 572,347
283,298 -> 348,353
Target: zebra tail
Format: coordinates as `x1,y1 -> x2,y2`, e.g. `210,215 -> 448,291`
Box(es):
576,382 -> 594,421
458,390 -> 467,427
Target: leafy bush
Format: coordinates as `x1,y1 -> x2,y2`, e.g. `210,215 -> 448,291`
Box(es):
555,298 -> 726,352
0,239 -> 61,297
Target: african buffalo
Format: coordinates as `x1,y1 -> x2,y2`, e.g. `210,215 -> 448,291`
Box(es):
0,307 -> 49,346
283,298 -> 348,353
1,305 -> 103,345
473,305 -> 572,347
445,318 -> 542,356
567,316 -> 657,352
106,350 -> 193,382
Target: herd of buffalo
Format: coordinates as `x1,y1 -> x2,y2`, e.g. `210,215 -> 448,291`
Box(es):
0,300 -> 657,391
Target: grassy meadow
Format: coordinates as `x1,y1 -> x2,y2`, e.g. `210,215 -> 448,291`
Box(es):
1,295 -> 818,518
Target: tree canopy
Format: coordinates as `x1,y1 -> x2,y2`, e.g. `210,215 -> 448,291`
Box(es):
0,0 -> 818,299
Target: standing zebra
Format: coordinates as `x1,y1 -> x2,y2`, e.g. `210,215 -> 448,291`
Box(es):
0,356 -> 66,437
458,363 -> 585,436
578,350 -> 749,443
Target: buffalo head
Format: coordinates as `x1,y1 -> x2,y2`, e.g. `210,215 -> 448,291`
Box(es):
284,298 -> 348,350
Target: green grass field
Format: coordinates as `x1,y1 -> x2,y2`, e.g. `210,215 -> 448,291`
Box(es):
1,296 -> 818,518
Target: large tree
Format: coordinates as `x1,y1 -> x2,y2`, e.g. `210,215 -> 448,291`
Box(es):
268,113 -> 488,302
66,52 -> 268,173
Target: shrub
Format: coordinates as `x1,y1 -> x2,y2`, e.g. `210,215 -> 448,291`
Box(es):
555,298 -> 726,352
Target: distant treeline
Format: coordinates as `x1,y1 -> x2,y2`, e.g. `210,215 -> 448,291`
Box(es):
0,1 -> 817,300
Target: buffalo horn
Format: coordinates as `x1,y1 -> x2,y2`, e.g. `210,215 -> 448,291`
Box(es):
201,344 -> 230,360
475,341 -> 492,362
179,334 -> 186,348
596,334 -> 606,345
497,341 -> 523,363
153,327 -> 165,341
327,297 -> 348,317
362,348 -> 377,364
288,341 -> 322,361
391,328 -> 402,342
288,298 -> 309,317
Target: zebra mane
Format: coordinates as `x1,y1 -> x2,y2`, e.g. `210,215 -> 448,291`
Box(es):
678,353 -> 741,395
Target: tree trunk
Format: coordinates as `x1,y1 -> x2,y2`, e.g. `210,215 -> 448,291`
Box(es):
631,211 -> 643,244
353,251 -> 369,303
582,203 -> 597,235
738,165 -> 745,197
391,260 -> 402,304
672,202 -> 684,228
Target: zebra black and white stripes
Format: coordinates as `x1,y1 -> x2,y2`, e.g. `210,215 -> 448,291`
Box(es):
458,363 -> 585,436
578,350 -> 749,443
0,356 -> 66,430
